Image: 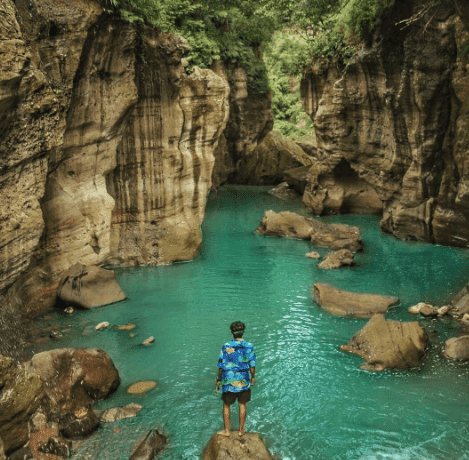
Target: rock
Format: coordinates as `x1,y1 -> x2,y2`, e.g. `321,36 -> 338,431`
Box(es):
59,409 -> 100,439
128,429 -> 167,460
419,304 -> 437,317
118,324 -> 136,330
24,348 -> 120,416
408,304 -> 422,314
437,306 -> 450,317
0,437 -> 5,460
142,337 -> 155,346
29,412 -> 48,433
95,321 -> 110,330
49,331 -> 63,339
57,264 -> 126,309
5,446 -> 33,460
0,355 -> 45,455
461,313 -> 469,325
64,307 -> 74,314
38,436 -> 72,458
268,182 -> 300,200
312,283 -> 399,318
130,333 -> 136,338
283,166 -> 311,195
340,315 -> 429,371
236,131 -> 312,185
306,251 -> 321,259
255,210 -> 313,240
203,432 -> 274,460
317,249 -> 354,269
310,219 -> 363,252
99,403 -> 143,423
443,336 -> 469,360
126,381 -> 157,394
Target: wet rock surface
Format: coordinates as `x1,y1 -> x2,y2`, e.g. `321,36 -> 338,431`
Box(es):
317,249 -> 354,270
340,315 -> 429,371
203,432 -> 274,460
57,264 -> 126,309
99,403 -> 143,423
128,429 -> 167,460
58,409 -> 100,439
24,348 -> 120,417
313,283 -> 399,318
0,355 -> 45,455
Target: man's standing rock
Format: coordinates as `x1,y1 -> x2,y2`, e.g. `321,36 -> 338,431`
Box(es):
203,432 -> 274,460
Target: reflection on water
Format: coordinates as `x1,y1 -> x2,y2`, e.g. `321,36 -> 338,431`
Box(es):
38,186 -> 469,460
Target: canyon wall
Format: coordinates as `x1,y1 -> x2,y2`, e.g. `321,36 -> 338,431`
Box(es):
0,0 -> 230,322
301,0 -> 469,246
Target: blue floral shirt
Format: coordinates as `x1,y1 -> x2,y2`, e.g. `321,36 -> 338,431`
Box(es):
217,339 -> 257,393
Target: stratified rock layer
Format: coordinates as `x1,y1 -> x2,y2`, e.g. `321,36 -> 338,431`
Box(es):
301,0 -> 469,247
340,315 -> 429,370
313,283 -> 399,317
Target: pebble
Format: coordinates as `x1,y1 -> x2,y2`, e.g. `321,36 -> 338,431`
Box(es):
129,333 -> 136,338
306,251 -> 321,259
65,307 -> 74,314
95,321 -> 110,330
142,336 -> 155,346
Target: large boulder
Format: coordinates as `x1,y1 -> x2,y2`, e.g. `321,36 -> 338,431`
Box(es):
0,355 -> 45,456
129,430 -> 167,460
340,315 -> 429,371
56,263 -> 127,309
310,220 -> 362,252
317,249 -> 354,269
24,348 -> 120,417
283,166 -> 311,195
203,433 -> 274,460
236,131 -> 312,185
312,283 -> 399,318
443,336 -> 469,360
255,211 -> 313,240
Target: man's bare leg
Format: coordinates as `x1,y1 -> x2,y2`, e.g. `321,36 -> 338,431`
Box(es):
217,403 -> 231,436
238,403 -> 247,436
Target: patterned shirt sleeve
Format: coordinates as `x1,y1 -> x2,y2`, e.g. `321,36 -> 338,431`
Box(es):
247,344 -> 257,367
217,344 -> 225,369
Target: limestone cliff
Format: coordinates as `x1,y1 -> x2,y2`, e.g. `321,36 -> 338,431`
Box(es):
301,0 -> 469,247
0,0 -> 229,321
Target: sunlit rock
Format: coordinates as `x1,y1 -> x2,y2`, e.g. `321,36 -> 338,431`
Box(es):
126,381 -> 157,394
443,336 -> 469,360
100,403 -> 143,423
310,220 -> 362,252
255,210 -> 313,240
313,283 -> 398,318
306,251 -> 321,259
203,432 -> 274,460
95,322 -> 110,331
142,337 -> 155,346
340,315 -> 429,371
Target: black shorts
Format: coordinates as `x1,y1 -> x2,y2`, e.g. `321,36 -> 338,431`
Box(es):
221,388 -> 251,405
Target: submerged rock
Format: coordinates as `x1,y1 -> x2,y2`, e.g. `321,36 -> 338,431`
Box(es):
57,263 -> 127,309
317,249 -> 354,269
118,324 -> 136,330
128,429 -> 167,460
127,381 -> 157,394
0,355 -> 45,455
100,403 -> 143,423
312,283 -> 398,318
340,315 -> 429,371
24,348 -> 120,416
203,432 -> 274,460
443,336 -> 469,360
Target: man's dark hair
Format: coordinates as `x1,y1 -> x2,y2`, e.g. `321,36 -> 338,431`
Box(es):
230,321 -> 245,338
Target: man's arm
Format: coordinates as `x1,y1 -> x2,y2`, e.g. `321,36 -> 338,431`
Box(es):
250,367 -> 256,385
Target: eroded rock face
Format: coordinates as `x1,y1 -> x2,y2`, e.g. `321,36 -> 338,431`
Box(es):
313,283 -> 399,318
0,1 -> 230,321
24,348 -> 120,417
301,0 -> 469,247
317,249 -> 354,270
203,433 -> 274,460
236,131 -> 312,185
340,315 -> 429,370
0,355 -> 45,455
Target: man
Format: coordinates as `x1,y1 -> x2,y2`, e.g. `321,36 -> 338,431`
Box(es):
215,321 -> 257,437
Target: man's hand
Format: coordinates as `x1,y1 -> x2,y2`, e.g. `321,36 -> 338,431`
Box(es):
214,380 -> 221,396
251,377 -> 256,386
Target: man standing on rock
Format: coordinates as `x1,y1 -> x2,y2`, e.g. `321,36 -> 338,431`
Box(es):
215,321 -> 257,437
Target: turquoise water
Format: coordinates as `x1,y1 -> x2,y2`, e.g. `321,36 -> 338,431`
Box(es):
40,186 -> 469,460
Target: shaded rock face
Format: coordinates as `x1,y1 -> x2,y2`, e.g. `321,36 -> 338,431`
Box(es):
301,0 -> 469,247
129,430 -> 167,460
57,263 -> 126,309
235,131 -> 312,185
210,63 -> 273,189
24,348 -> 120,417
0,0 -> 230,321
0,355 -> 45,456
313,283 -> 399,318
340,315 -> 429,370
203,433 -> 274,460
